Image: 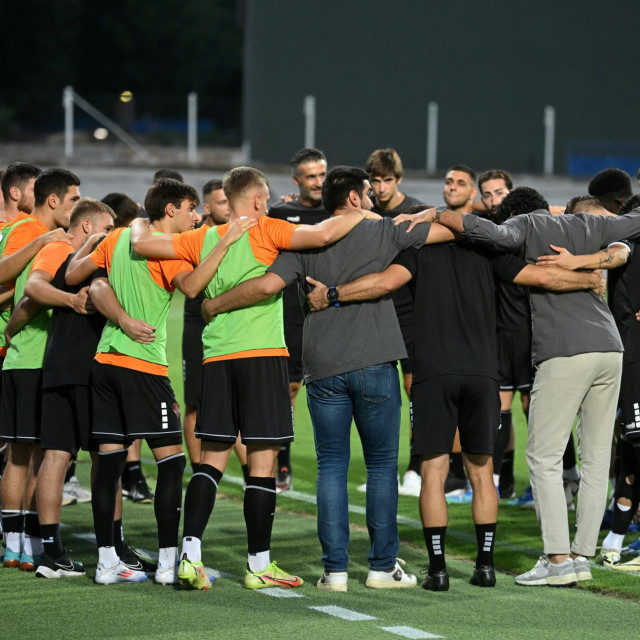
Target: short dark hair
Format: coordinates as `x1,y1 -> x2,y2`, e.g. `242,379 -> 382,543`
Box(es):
565,195 -> 602,214
620,194 -> 640,216
446,164 -> 476,184
69,198 -> 115,229
153,168 -> 184,183
321,166 -> 369,214
202,179 -> 224,198
290,148 -> 326,177
494,186 -> 549,224
144,179 -> 199,222
365,148 -> 403,179
1,162 -> 42,201
588,168 -> 632,199
477,169 -> 513,192
223,167 -> 269,206
101,193 -> 139,228
33,168 -> 80,207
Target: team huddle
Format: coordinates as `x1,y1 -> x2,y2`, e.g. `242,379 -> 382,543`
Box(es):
0,149 -> 639,593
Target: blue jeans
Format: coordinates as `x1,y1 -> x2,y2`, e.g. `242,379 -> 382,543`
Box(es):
306,363 -> 401,572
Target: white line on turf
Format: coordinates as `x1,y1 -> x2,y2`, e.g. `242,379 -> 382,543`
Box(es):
379,626 -> 445,639
309,605 -> 378,621
257,587 -> 305,598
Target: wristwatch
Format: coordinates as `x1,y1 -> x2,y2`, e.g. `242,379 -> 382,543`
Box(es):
435,206 -> 447,222
327,286 -> 340,307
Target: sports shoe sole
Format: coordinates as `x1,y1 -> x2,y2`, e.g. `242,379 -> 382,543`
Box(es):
35,565 -> 85,579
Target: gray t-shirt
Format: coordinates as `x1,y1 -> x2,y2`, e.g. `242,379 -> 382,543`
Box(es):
268,217 -> 430,383
463,208 -> 640,363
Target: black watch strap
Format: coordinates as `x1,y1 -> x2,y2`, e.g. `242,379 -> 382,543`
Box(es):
327,286 -> 340,307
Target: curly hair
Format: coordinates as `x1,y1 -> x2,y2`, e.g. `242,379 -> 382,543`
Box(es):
494,186 -> 549,224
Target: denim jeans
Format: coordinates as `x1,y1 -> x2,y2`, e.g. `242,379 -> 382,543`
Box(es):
306,363 -> 401,572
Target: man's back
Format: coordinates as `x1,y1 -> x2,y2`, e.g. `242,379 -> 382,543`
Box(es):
269,218 -> 428,383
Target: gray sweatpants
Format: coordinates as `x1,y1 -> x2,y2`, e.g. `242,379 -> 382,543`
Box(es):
527,351 -> 622,557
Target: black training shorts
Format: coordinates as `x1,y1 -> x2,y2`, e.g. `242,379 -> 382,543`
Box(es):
0,369 -> 42,443
197,356 -> 293,445
498,330 -> 533,392
41,384 -> 97,455
411,374 -> 501,456
92,362 -> 182,446
283,322 -> 303,383
182,320 -> 204,408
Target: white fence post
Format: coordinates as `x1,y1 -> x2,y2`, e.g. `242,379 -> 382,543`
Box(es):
303,95 -> 316,149
187,92 -> 198,165
543,106 -> 556,176
427,102 -> 438,174
63,86 -> 74,158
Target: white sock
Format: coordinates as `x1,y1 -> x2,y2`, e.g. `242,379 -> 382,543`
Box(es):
181,536 -> 201,563
602,531 -> 624,552
5,531 -> 21,554
158,546 -> 178,569
98,546 -> 120,568
23,535 -> 43,556
248,550 -> 270,572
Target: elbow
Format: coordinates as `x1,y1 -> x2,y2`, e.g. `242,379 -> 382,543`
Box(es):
261,281 -> 282,297
314,230 -> 334,247
379,277 -> 397,296
183,286 -> 199,300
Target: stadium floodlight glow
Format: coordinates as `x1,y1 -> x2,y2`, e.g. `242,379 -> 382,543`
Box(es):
94,127 -> 109,140
119,91 -> 133,103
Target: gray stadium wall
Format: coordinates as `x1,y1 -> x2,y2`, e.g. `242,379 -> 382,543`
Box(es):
242,1 -> 639,176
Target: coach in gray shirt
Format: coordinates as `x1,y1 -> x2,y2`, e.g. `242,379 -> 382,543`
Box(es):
201,166 -> 455,591
427,186 -> 640,587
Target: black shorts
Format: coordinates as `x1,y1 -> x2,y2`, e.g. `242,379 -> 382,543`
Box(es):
498,330 -> 533,392
92,362 -> 182,446
0,369 -> 42,443
182,320 -> 204,408
410,375 -> 501,456
283,322 -> 303,383
197,356 -> 293,445
619,361 -> 640,444
41,385 -> 97,455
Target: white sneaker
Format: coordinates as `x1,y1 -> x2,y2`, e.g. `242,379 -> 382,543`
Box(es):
155,564 -> 178,585
95,561 -> 148,585
317,570 -> 348,592
365,559 -> 417,589
64,476 -> 92,504
62,491 -> 77,507
398,470 -> 421,497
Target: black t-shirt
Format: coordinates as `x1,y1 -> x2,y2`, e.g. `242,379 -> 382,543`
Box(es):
372,193 -> 425,339
42,254 -> 108,389
393,241 -> 525,384
495,280 -> 531,333
372,193 -> 424,218
608,242 -> 640,364
268,200 -> 330,328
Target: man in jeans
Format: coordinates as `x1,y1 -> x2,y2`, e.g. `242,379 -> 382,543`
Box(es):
202,166 -> 456,591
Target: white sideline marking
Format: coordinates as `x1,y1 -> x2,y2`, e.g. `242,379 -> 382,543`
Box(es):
310,605 -> 377,621
380,626 -> 445,639
257,587 -> 305,598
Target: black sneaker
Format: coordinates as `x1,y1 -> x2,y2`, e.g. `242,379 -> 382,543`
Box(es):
443,472 -> 467,495
127,477 -> 154,503
498,477 -> 515,500
120,543 -> 156,573
35,552 -> 86,578
470,564 -> 496,587
276,467 -> 292,493
421,569 -> 449,592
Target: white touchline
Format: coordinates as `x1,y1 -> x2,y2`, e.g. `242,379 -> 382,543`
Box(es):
256,587 -> 305,598
309,606 -> 378,622
380,625 -> 446,639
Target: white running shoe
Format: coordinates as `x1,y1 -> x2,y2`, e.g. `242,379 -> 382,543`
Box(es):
95,561 -> 148,584
317,570 -> 348,592
63,476 -> 92,504
365,559 -> 417,589
155,564 -> 178,585
398,470 -> 421,497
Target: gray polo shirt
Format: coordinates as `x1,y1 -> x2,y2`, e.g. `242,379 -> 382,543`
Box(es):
268,218 -> 429,383
462,208 -> 640,364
